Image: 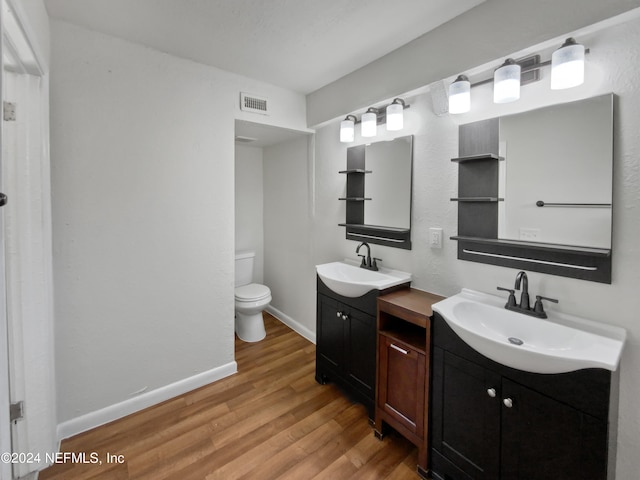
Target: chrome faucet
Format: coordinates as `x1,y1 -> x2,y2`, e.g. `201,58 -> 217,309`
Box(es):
497,270 -> 558,319
356,242 -> 380,271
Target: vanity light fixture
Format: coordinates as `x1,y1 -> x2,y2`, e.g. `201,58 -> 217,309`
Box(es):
493,58 -> 521,104
361,107 -> 379,137
386,98 -> 405,131
448,75 -> 471,114
340,115 -> 357,143
338,98 -> 410,142
448,37 -> 588,114
551,38 -> 585,90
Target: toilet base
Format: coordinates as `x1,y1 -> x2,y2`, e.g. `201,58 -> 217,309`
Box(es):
235,311 -> 266,342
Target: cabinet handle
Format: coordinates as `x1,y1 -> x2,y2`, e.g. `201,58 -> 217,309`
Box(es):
390,344 -> 409,355
503,398 -> 513,408
487,388 -> 496,398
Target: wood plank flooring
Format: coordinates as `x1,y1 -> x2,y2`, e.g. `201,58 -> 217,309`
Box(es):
40,313 -> 420,479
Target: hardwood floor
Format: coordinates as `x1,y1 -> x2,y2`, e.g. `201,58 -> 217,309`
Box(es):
40,313 -> 420,479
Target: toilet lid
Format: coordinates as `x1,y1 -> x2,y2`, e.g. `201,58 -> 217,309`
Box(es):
235,283 -> 271,301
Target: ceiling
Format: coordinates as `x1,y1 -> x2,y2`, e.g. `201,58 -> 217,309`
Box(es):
44,0 -> 484,95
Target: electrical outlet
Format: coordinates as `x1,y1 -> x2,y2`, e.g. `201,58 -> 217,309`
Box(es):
519,228 -> 540,241
429,227 -> 443,249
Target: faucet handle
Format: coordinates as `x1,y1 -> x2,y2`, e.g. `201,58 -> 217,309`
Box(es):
533,295 -> 559,315
358,254 -> 367,267
372,258 -> 382,270
497,287 -> 517,308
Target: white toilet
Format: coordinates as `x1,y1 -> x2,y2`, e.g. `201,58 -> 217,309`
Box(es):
235,251 -> 271,342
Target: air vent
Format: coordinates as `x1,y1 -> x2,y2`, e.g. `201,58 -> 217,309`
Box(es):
240,93 -> 269,115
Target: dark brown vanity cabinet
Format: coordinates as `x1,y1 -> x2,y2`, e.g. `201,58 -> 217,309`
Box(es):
316,277 -> 401,418
431,312 -> 612,480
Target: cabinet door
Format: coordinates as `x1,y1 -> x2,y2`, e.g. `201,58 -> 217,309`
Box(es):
500,379 -> 608,480
317,295 -> 345,370
378,335 -> 425,436
436,351 -> 501,480
346,307 -> 376,395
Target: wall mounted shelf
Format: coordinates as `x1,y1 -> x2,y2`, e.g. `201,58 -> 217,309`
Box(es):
339,223 -> 409,233
339,169 -> 372,174
450,235 -> 611,257
450,197 -> 503,202
451,153 -> 503,163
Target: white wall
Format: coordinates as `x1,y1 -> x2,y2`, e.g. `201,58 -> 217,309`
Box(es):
50,19 -> 236,430
235,145 -> 264,283
49,19 -> 308,436
296,14 -> 640,480
263,135 -> 316,341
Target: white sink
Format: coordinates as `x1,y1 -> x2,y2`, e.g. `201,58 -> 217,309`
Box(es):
432,289 -> 626,374
316,261 -> 411,298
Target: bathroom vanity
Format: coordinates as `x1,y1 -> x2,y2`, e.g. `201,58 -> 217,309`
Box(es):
315,277 -> 378,418
315,268 -> 411,419
430,311 -> 617,480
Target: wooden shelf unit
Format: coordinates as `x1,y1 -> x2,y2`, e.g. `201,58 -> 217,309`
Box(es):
375,288 -> 445,479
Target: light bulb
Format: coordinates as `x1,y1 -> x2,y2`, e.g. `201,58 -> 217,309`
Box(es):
494,59 -> 521,104
551,38 -> 585,90
361,110 -> 377,137
340,116 -> 355,143
386,100 -> 404,131
449,75 -> 471,114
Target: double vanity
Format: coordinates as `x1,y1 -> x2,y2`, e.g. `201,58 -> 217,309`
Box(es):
315,258 -> 626,480
316,92 -> 624,479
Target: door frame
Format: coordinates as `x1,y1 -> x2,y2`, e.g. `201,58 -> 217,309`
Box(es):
1,0 -> 52,477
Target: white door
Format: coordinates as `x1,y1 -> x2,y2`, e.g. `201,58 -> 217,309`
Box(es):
1,0 -> 55,478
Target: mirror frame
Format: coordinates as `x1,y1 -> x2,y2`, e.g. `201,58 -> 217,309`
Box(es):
451,97 -> 613,284
339,135 -> 413,250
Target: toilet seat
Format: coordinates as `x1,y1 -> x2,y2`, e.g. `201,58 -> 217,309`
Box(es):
235,283 -> 271,302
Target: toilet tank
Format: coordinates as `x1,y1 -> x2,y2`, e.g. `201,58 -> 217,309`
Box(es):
235,251 -> 255,287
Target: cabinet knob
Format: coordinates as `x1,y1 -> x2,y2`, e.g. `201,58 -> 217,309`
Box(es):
487,388 -> 496,398
336,311 -> 342,318
503,398 -> 514,408
342,314 -> 349,321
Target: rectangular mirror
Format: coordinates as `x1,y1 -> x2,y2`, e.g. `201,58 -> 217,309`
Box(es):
452,95 -> 614,283
498,94 -> 613,249
364,136 -> 413,229
341,135 -> 413,249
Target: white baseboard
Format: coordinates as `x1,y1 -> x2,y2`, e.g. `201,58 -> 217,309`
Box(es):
56,361 -> 237,441
266,306 -> 316,344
